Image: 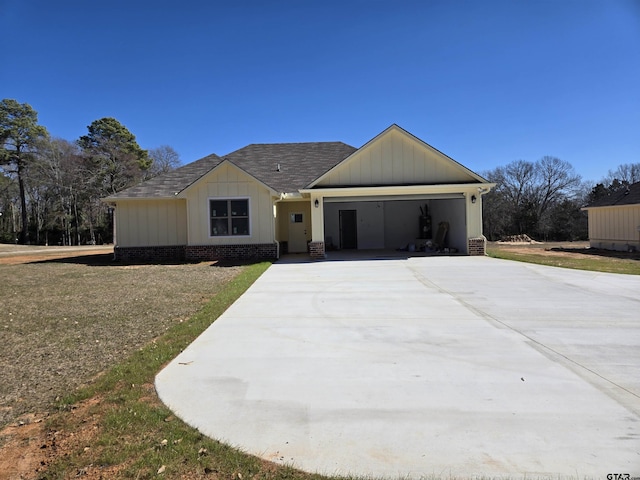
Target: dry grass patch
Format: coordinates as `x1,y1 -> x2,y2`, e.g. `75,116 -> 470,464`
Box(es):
487,241 -> 640,275
0,255 -> 242,428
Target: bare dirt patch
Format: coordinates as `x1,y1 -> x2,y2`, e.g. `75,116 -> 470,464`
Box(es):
0,245 -> 114,266
491,241 -> 590,257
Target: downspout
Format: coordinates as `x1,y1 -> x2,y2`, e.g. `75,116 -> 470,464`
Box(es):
272,193 -> 287,260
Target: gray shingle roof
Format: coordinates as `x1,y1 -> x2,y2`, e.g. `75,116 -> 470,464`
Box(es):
105,154 -> 223,199
105,142 -> 356,199
224,142 -> 356,192
585,181 -> 640,208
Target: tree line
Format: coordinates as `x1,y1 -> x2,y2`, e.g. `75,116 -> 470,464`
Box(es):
1,98 -> 638,246
482,157 -> 640,241
0,99 -> 180,245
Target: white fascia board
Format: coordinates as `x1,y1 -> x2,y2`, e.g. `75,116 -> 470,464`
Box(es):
300,183 -> 495,198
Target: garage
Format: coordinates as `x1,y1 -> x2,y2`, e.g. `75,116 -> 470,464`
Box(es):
300,126 -> 493,258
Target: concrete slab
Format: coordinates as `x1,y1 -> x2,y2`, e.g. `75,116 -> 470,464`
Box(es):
156,256 -> 640,478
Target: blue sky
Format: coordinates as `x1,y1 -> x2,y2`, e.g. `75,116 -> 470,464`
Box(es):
1,0 -> 639,183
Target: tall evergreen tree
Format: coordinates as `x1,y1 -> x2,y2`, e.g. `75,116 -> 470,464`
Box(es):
78,117 -> 151,196
0,99 -> 49,243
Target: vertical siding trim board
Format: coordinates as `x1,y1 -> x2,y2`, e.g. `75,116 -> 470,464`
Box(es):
468,237 -> 486,256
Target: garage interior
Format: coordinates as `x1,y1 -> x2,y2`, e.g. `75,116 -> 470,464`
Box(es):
322,196 -> 468,254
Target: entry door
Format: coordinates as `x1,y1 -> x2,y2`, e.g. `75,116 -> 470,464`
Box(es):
288,212 -> 307,253
339,210 -> 358,249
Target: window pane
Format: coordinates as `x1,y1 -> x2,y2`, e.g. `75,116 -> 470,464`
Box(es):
290,213 -> 303,223
210,200 -> 227,218
230,200 -> 248,217
211,218 -> 228,236
231,218 -> 249,235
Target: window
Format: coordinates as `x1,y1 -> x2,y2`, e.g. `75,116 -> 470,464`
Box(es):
210,198 -> 250,237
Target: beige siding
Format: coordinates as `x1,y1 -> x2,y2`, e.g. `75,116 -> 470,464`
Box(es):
183,163 -> 275,245
588,205 -> 640,249
275,201 -> 311,242
317,128 -> 477,187
115,199 -> 187,247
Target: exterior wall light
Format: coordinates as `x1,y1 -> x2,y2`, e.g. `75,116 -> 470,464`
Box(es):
314,199 -> 319,208
471,195 -> 477,204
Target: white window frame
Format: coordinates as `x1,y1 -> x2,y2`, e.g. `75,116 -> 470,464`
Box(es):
208,197 -> 251,238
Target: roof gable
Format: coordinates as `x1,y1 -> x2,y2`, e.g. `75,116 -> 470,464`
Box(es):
309,124 -> 488,188
181,158 -> 279,197
585,181 -> 640,208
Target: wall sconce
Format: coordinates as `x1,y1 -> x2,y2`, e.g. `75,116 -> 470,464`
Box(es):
314,199 -> 319,208
471,195 -> 477,204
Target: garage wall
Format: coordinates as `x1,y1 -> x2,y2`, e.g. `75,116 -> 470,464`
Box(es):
430,199 -> 467,253
324,201 -> 385,249
383,200 -> 425,249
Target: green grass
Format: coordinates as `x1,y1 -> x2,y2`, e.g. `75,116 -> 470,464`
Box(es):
486,247 -> 640,275
42,260 -> 334,480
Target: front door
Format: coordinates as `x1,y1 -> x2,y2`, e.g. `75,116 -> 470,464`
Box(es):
288,212 -> 307,253
339,209 -> 357,249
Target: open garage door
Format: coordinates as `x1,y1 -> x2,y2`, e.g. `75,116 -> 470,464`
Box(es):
323,196 -> 468,254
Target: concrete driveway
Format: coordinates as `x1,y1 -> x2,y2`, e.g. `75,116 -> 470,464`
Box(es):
156,256 -> 640,478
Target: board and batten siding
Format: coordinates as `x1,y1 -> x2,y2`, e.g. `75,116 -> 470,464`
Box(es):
316,128 -> 476,187
183,162 -> 275,245
588,205 -> 640,249
115,199 -> 187,247
275,201 -> 312,243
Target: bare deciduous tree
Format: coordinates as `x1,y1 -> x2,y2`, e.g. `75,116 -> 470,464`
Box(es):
604,163 -> 640,186
147,145 -> 181,179
483,157 -> 583,240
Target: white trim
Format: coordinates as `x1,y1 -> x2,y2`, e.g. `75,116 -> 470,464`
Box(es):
208,196 -> 252,238
300,183 -> 495,198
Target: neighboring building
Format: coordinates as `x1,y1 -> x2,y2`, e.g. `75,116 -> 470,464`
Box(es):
582,181 -> 640,252
103,125 -> 494,261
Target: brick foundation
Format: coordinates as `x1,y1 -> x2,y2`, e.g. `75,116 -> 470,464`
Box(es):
308,241 -> 325,259
114,243 -> 278,262
186,243 -> 278,261
114,245 -> 186,262
468,237 -> 486,256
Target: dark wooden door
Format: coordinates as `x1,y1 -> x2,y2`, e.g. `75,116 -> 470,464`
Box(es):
339,210 -> 357,249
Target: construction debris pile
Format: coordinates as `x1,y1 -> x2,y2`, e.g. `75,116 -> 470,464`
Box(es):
499,234 -> 536,243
